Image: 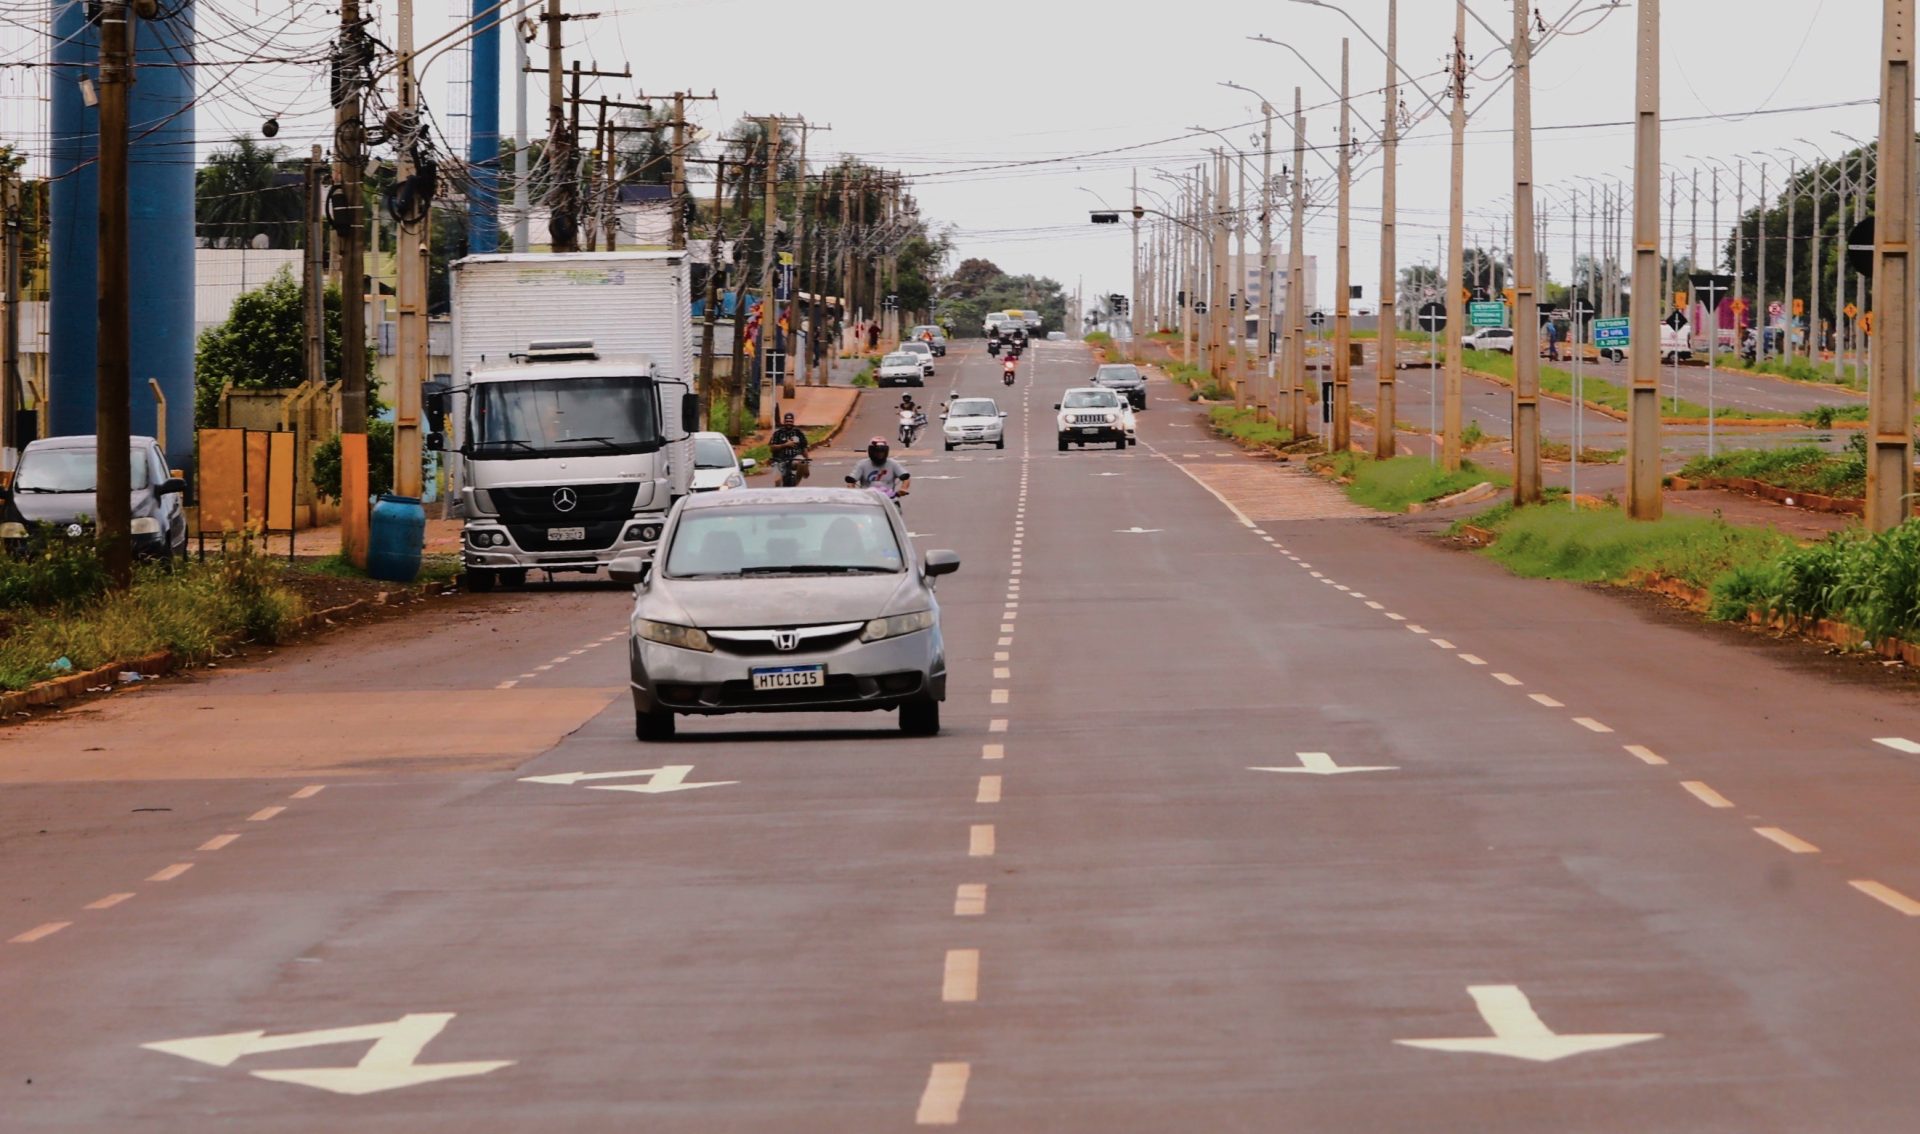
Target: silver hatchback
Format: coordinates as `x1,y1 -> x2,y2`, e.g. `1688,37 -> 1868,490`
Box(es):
609,488 -> 959,739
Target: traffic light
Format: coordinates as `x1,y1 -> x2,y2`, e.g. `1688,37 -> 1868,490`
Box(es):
1090,212 -> 1120,224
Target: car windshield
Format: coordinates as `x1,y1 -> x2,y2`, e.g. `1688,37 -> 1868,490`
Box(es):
950,400 -> 998,417
14,446 -> 153,492
900,342 -> 929,354
664,505 -> 905,578
1063,390 -> 1119,409
469,375 -> 662,459
1097,365 -> 1140,381
693,436 -> 736,469
883,354 -> 917,367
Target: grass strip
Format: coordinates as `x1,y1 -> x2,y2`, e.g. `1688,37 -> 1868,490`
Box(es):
1315,452 -> 1509,513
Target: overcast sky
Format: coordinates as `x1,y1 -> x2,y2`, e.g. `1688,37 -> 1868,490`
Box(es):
0,0 -> 1884,309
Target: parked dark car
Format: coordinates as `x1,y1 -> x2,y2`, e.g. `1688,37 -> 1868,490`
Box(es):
0,435 -> 187,559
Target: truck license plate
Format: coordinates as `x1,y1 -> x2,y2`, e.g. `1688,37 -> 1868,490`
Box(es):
547,526 -> 586,541
751,665 -> 825,691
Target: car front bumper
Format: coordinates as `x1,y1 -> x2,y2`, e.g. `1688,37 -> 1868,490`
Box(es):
631,627 -> 946,715
944,426 -> 1004,447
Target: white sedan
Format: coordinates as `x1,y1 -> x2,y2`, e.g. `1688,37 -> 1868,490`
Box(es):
690,431 -> 753,491
877,351 -> 926,387
941,396 -> 1008,451
896,340 -> 937,377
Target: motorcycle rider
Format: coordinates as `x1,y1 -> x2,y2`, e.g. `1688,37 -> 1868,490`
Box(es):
897,395 -> 927,446
1002,355 -> 1018,383
847,437 -> 911,501
769,412 -> 810,485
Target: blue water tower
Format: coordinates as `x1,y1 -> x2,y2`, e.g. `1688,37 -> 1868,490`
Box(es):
47,2 -> 196,472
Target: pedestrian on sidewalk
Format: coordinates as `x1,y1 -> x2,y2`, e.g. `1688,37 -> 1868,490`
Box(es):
867,321 -> 881,351
1544,318 -> 1561,362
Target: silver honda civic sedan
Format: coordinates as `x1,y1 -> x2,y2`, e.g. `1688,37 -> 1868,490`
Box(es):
608,488 -> 959,740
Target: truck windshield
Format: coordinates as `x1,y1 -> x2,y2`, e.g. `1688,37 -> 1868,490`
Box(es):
469,376 -> 661,458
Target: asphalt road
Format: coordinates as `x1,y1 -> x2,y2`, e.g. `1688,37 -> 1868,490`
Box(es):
11,341 -> 1920,1129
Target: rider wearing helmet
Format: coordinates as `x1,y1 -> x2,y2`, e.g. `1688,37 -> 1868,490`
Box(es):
847,436 -> 911,497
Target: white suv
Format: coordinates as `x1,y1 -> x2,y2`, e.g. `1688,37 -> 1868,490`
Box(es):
1462,326 -> 1516,353
1056,387 -> 1131,451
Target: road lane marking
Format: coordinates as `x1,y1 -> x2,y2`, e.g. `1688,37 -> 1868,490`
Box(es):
942,949 -> 980,1002
85,892 -> 135,910
1394,984 -> 1661,1063
969,825 -> 995,856
977,775 -> 1002,803
1386,613 -> 1406,621
954,884 -> 987,916
1874,737 -> 1920,754
1754,827 -> 1820,854
1528,694 -> 1564,707
1851,880 -> 1920,916
990,689 -> 1009,705
142,1012 -> 513,1094
1492,673 -> 1523,685
981,743 -> 1004,760
1407,625 -> 1428,634
1623,745 -> 1668,765
994,651 -> 1009,661
1334,584 -> 1351,591
916,1062 -> 971,1125
291,785 -> 325,800
1350,592 -> 1366,598
997,636 -> 1013,645
10,921 -> 71,944
495,681 -> 518,689
989,718 -> 1008,732
1000,623 -> 1015,632
994,667 -> 1010,679
549,656 -> 570,665
1681,781 -> 1734,809
1366,601 -> 1384,609
1153,446 -> 1256,526
1431,639 -> 1455,649
1572,717 -> 1614,733
198,834 -> 241,852
1310,571 -> 1324,578
248,807 -> 285,822
1458,654 -> 1487,665
148,863 -> 193,882
533,664 -> 553,672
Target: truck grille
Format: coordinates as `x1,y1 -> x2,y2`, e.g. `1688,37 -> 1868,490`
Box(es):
493,483 -> 638,523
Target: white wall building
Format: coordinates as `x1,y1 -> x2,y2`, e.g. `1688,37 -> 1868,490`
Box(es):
1243,256 -> 1319,340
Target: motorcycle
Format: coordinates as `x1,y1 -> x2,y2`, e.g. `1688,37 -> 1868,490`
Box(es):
774,453 -> 811,487
898,409 -> 926,448
864,480 -> 907,511
1002,363 -> 1017,386
987,339 -> 1002,357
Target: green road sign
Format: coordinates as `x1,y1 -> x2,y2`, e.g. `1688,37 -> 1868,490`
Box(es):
1468,301 -> 1508,328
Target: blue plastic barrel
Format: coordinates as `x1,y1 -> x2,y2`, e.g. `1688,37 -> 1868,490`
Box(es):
367,494 -> 426,583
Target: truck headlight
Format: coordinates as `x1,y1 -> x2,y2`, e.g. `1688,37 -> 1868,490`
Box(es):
0,522 -> 25,539
468,528 -> 509,548
861,609 -> 934,642
129,516 -> 162,535
636,619 -> 713,652
623,522 -> 663,542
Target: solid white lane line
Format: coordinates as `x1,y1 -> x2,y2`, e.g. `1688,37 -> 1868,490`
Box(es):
1623,744 -> 1668,765
1754,827 -> 1820,854
197,834 -> 240,852
1492,673 -> 1523,685
942,949 -> 980,1002
916,1062 -> 971,1125
1681,781 -> 1735,809
1458,654 -> 1487,666
977,775 -> 1002,804
969,825 -> 995,856
248,807 -> 285,822
84,892 -> 135,910
1874,737 -> 1920,754
9,922 -> 71,944
1572,717 -> 1614,733
1528,693 -> 1564,708
981,743 -> 1004,760
1851,880 -> 1920,916
147,863 -> 193,882
954,884 -> 987,916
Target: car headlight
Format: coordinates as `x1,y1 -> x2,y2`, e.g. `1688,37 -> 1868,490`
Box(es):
945,424 -> 963,434
129,516 -> 162,535
636,619 -> 713,652
0,522 -> 24,539
1103,413 -> 1118,424
722,474 -> 743,490
861,609 -> 934,642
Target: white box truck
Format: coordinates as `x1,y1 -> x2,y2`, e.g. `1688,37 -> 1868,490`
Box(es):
431,251 -> 699,591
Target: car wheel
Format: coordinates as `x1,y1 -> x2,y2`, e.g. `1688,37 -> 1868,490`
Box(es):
899,695 -> 940,736
634,706 -> 677,741
944,441 -> 954,451
995,438 -> 1005,449
1058,435 -> 1069,451
464,569 -> 495,592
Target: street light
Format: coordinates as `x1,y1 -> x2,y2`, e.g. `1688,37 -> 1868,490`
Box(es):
1279,0 -> 1445,112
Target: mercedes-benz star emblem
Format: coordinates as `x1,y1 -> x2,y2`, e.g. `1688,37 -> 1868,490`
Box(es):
66,523 -> 83,538
551,487 -> 579,513
772,631 -> 800,652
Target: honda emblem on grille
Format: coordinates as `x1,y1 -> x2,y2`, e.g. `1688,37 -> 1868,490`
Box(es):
551,487 -> 579,513
772,631 -> 800,652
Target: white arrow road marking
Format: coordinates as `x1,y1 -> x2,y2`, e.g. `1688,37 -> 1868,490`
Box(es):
1115,527 -> 1162,534
1249,751 -> 1398,775
518,765 -> 738,793
142,1013 -> 513,1096
1395,986 -> 1661,1063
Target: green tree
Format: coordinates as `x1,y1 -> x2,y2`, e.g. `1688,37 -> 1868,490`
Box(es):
196,136 -> 304,249
194,267 -> 370,427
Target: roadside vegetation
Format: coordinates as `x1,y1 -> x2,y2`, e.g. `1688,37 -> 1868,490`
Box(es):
0,536 -> 306,691
1464,349 -> 1797,421
1315,452 -> 1508,513
1724,353 -> 1867,392
1208,406 -> 1296,453
1679,437 -> 1867,499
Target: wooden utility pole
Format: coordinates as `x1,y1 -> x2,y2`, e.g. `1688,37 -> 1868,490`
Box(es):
1867,0 -> 1915,531
1375,0 -> 1400,459
1441,0 -> 1468,472
1332,38 -> 1353,453
1625,0 -> 1663,519
333,0 -> 369,564
1288,89 -> 1308,439
2,173 -> 19,460
1510,0 -> 1541,502
304,147 -> 326,387
393,0 -> 427,499
95,0 -> 134,586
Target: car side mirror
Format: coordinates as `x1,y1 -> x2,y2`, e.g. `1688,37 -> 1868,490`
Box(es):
426,431 -> 446,452
740,458 -> 757,471
999,411 -> 1008,417
1053,403 -> 1061,410
923,549 -> 960,577
607,555 -> 651,586
158,477 -> 186,496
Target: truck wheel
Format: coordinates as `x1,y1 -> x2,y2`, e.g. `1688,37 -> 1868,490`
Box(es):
899,695 -> 940,736
500,569 -> 528,589
634,706 -> 677,741
464,569 -> 495,593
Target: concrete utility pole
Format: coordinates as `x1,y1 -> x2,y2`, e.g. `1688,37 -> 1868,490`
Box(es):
1211,151 -> 1230,387
393,0 -> 426,499
1733,160 -> 1746,328
543,0 -> 577,252
333,0 -> 368,563
1130,168 -> 1143,343
1257,102 -> 1274,420
1440,0 -> 1467,472
1233,154 -> 1250,404
304,147 -> 326,387
2,174 -> 19,465
1781,157 -> 1796,361
1375,0 -> 1400,460
1331,38 -> 1352,453
757,116 -> 782,422
697,155 -> 727,426
1509,0 -> 1540,503
1867,0 -> 1914,531
1288,88 -> 1309,439
786,119 -> 810,396
513,21 -> 529,251
95,0 -> 135,586
1625,0 -> 1663,520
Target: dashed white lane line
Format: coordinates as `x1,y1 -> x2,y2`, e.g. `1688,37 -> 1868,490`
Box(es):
1334,584 -> 1351,591
290,785 -> 325,800
988,718 -> 1009,734
969,825 -> 996,856
994,667 -> 1011,679
84,892 -> 135,910
942,949 -> 981,1002
247,807 -> 285,822
1430,639 -> 1455,649
981,743 -> 1004,760
197,834 -> 240,852
1851,880 -> 1920,916
994,651 -> 1009,661
1624,744 -> 1668,765
1492,673 -> 1523,686
548,655 -> 571,665
916,1062 -> 971,1125
495,680 -> 519,689
999,623 -> 1015,633
1386,613 -> 1406,621
1681,781 -> 1735,809
1366,601 -> 1384,610
1874,737 -> 1920,754
1458,654 -> 1487,666
1310,571 -> 1324,579
990,689 -> 1009,705
1528,693 -> 1564,708
1407,625 -> 1429,634
1572,717 -> 1614,734
977,776 -> 1002,804
9,921 -> 71,944
997,636 -> 1013,646
954,884 -> 987,916
147,863 -> 193,882
1754,827 -> 1820,854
